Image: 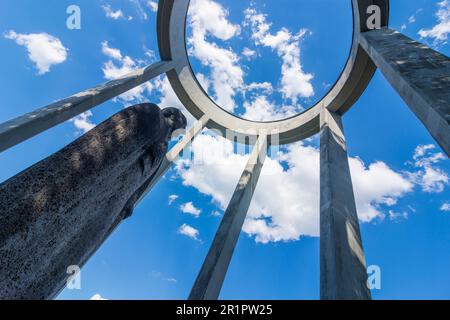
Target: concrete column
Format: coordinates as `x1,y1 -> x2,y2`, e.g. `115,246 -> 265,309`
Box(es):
189,134 -> 268,300
0,60 -> 175,153
360,28 -> 450,156
320,108 -> 370,300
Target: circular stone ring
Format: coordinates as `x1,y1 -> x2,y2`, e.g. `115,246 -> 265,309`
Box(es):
157,0 -> 389,145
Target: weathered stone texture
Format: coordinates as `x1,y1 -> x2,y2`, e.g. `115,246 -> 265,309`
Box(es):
360,28 -> 450,156
320,109 -> 371,300
0,103 -> 186,299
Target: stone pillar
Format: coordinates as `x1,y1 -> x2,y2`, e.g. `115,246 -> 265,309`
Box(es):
189,135 -> 267,300
320,109 -> 370,300
0,103 -> 186,300
360,28 -> 450,156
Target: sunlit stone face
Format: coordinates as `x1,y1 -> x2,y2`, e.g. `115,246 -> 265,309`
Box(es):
187,0 -> 353,122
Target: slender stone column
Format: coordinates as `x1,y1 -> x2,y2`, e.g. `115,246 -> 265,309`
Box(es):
189,134 -> 268,300
320,108 -> 370,300
359,28 -> 450,156
0,60 -> 175,153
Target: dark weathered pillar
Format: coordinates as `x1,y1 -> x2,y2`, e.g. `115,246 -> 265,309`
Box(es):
0,103 -> 186,300
320,109 -> 370,300
189,135 -> 267,300
360,28 -> 450,156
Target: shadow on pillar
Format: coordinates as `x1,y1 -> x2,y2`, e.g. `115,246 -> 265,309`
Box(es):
320,109 -> 371,300
0,103 -> 186,300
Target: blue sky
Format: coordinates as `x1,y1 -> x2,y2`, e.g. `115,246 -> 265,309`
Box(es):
0,0 -> 449,300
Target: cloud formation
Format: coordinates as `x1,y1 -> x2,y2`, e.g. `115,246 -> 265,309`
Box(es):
4,31 -> 68,75
102,5 -> 125,20
175,133 -> 447,244
244,7 -> 314,104
100,41 -> 157,104
178,224 -> 200,240
419,0 -> 450,45
90,293 -> 107,300
410,144 -> 449,193
188,0 -> 243,112
440,202 -> 450,212
70,111 -> 96,135
180,202 -> 202,217
168,194 -> 179,205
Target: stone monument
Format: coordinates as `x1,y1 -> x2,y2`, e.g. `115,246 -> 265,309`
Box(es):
0,104 -> 186,299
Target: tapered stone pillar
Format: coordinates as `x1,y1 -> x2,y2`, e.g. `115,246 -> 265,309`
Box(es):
189,135 -> 267,300
320,109 -> 370,300
0,103 -> 186,300
360,28 -> 450,156
0,61 -> 175,153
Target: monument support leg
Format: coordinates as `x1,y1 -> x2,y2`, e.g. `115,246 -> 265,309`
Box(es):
189,134 -> 268,300
359,28 -> 450,156
320,108 -> 370,300
0,60 -> 175,153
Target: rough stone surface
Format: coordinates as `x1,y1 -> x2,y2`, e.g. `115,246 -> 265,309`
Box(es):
360,28 -> 450,156
0,103 -> 186,300
320,109 -> 371,300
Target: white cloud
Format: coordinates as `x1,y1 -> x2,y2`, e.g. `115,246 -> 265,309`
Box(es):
350,158 -> 413,222
211,210 -> 222,217
99,41 -> 197,122
102,5 -> 125,20
244,7 -> 314,104
188,0 -> 243,112
151,270 -> 177,283
90,294 -> 107,300
441,202 -> 450,211
410,144 -> 449,193
242,47 -> 256,58
186,1 -> 314,119
129,0 -> 149,20
189,0 -> 240,41
178,224 -> 200,240
148,1 -> 158,12
101,41 -> 123,60
4,31 -> 68,75
418,166 -> 449,193
70,111 -> 96,134
175,133 -> 415,243
242,95 -> 296,121
413,144 -> 435,159
180,202 -> 201,217
151,75 -> 197,127
168,194 -> 179,205
401,8 -> 423,31
419,1 -> 450,45
100,41 -> 157,104
388,210 -> 409,222
245,82 -> 273,94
